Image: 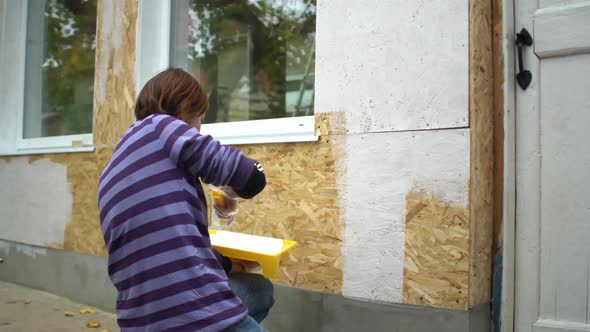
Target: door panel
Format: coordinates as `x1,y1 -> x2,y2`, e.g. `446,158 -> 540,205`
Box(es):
538,53 -> 590,327
516,0 -> 590,332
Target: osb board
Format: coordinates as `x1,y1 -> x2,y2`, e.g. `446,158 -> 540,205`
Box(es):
203,136 -> 345,293
28,149 -> 114,256
93,0 -> 138,147
402,192 -> 470,310
315,112 -> 348,136
468,0 -> 495,307
492,0 -> 505,250
22,135 -> 345,295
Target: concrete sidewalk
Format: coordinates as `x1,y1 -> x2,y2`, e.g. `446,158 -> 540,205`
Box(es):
0,281 -> 119,331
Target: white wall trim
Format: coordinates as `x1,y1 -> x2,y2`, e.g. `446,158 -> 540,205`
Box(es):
135,0 -> 317,145
136,0 -> 171,93
0,146 -> 95,157
501,0 -> 517,331
514,0 -> 543,331
17,133 -> 94,150
200,116 -> 318,145
14,0 -> 28,151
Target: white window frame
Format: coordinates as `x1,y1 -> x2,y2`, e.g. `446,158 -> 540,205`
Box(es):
0,0 -> 94,156
136,0 -> 318,146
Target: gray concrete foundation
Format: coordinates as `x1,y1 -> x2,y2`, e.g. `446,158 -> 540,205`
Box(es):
0,239 -> 490,332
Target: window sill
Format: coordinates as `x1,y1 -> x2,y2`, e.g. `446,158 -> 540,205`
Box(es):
200,116 -> 318,146
0,146 -> 95,157
217,134 -> 318,146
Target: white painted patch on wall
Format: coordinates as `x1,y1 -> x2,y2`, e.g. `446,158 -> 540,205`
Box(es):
340,129 -> 470,303
315,0 -> 468,133
0,158 -> 72,247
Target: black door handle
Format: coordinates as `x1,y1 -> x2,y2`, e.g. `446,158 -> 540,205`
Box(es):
516,28 -> 533,90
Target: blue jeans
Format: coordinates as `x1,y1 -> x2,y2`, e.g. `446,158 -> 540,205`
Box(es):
224,273 -> 274,332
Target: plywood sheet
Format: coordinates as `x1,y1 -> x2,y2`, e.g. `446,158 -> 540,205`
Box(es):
315,0 -> 468,133
468,0 -> 495,308
93,0 -> 138,147
208,136 -> 345,293
403,192 -> 470,310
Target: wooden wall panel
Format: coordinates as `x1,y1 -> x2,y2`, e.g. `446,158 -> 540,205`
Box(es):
220,137 -> 344,293
403,192 -> 470,309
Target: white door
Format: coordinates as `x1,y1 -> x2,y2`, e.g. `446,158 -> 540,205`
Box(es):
514,0 -> 590,331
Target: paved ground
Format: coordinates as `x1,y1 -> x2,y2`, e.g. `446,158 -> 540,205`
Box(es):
0,281 -> 119,331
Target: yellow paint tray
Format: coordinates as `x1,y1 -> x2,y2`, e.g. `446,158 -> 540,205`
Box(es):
208,229 -> 297,279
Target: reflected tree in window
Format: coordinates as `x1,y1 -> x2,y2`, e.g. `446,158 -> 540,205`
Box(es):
24,0 -> 97,138
171,0 -> 316,124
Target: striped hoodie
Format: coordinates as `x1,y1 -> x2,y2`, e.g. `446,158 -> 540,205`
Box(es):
98,114 -> 255,331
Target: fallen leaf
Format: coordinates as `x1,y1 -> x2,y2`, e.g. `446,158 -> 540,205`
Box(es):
64,311 -> 76,317
86,322 -> 101,328
80,307 -> 96,314
24,300 -> 32,304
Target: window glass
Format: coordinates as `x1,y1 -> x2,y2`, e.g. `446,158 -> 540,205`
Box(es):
170,0 -> 316,124
23,0 -> 97,138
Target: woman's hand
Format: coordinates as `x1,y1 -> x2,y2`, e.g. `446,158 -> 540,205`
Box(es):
219,186 -> 238,199
230,259 -> 260,274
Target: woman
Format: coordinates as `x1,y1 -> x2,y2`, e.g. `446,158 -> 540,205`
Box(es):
98,68 -> 273,331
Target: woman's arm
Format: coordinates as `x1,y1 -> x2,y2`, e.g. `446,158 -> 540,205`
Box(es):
155,115 -> 265,197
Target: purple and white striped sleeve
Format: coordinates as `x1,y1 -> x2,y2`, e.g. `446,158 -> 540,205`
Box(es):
156,116 -> 254,189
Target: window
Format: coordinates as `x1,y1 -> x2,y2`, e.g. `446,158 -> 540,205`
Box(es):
24,0 -> 96,139
137,0 -> 318,145
0,0 -> 97,155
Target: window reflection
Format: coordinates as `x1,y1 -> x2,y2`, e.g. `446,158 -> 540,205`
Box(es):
170,0 -> 316,124
24,0 -> 97,138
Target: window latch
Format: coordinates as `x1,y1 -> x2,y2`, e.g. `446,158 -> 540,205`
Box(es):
515,28 -> 533,90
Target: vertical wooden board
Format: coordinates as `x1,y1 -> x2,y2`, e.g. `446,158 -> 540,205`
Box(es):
93,0 -> 138,147
493,0 -> 505,250
469,0 -> 495,307
403,192 -> 470,310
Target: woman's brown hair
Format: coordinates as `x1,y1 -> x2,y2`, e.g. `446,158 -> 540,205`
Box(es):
135,68 -> 208,122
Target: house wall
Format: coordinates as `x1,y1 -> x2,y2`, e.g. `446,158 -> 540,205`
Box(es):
0,0 -> 494,311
